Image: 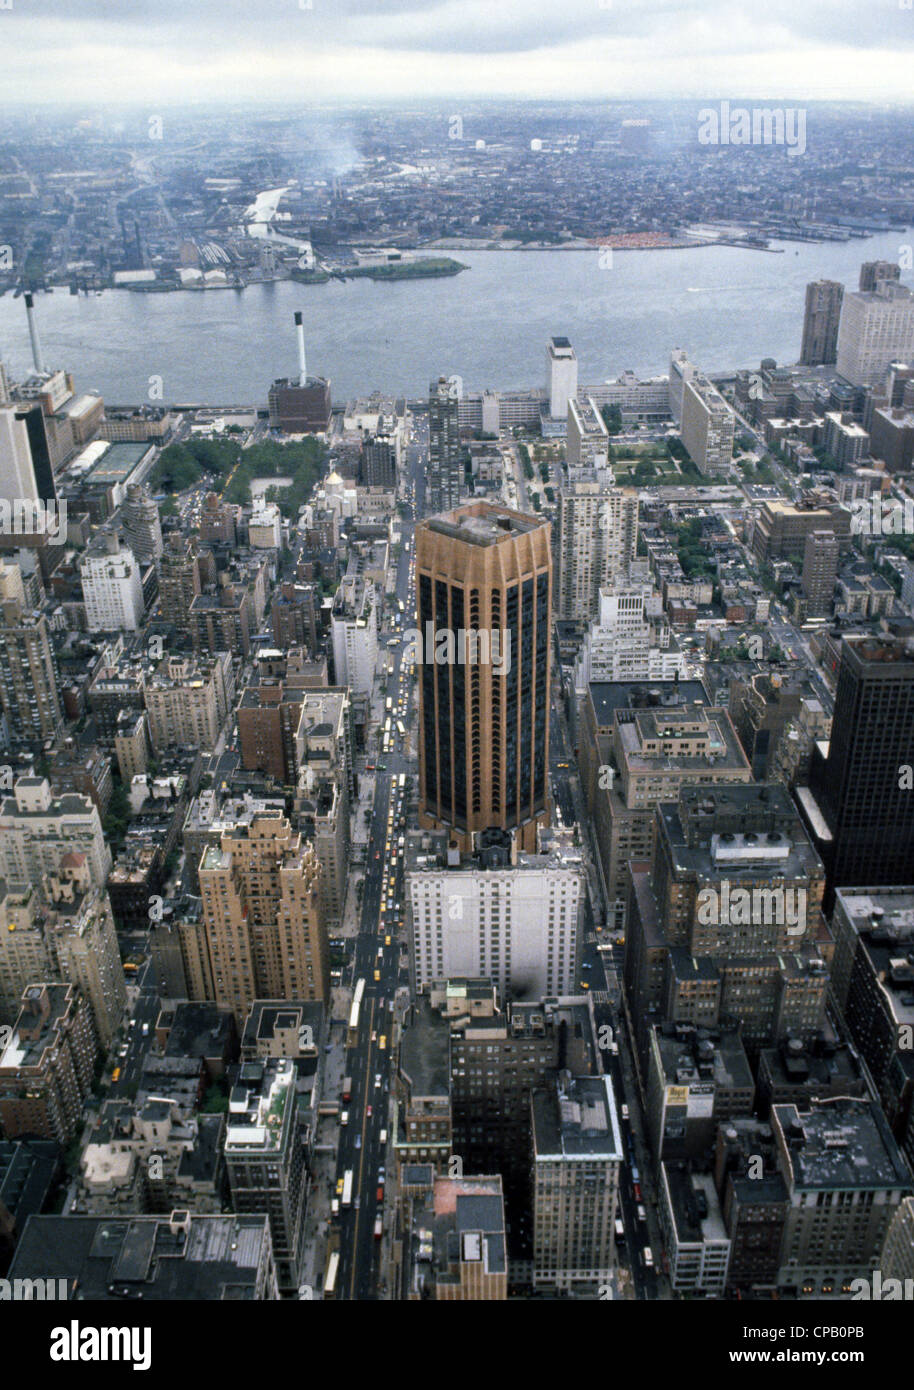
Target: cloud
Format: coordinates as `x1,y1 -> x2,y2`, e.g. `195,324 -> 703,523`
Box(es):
0,0 -> 911,103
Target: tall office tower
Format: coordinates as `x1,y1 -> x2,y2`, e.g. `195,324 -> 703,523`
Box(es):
829,888 -> 914,1141
668,349 -> 695,425
680,373 -> 735,475
546,336 -> 578,421
581,697 -> 752,932
0,983 -> 96,1144
557,478 -> 639,623
624,783 -> 832,1066
158,534 -> 201,628
0,406 -> 41,504
223,1057 -> 309,1294
531,1073 -> 623,1292
191,585 -> 252,661
566,396 -> 609,473
800,280 -> 844,365
416,502 -> 552,854
0,596 -> 63,745
770,1098 -> 910,1296
799,634 -> 914,903
405,826 -> 584,996
195,811 -> 326,1026
441,990 -> 599,1243
800,529 -> 839,617
121,483 -> 163,566
271,581 -> 318,650
836,281 -> 914,389
80,531 -> 145,631
330,574 -> 378,696
860,260 -> 901,293
43,860 -> 127,1049
361,418 -> 399,488
428,376 -> 463,514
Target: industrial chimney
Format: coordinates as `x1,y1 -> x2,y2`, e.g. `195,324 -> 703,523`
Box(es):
294,311 -> 307,387
24,292 -> 45,374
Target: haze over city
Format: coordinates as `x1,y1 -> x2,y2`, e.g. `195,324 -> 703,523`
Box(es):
0,0 -> 913,1363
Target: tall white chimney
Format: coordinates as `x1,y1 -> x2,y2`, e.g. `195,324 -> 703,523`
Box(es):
24,293 -> 45,374
294,311 -> 307,387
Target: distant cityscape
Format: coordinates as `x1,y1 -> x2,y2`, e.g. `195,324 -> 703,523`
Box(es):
2,103 -> 913,300
1,83 -> 914,1331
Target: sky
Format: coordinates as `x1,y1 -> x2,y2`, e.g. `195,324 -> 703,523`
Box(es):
1,0 -> 913,107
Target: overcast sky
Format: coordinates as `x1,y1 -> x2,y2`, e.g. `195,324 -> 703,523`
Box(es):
1,0 -> 913,107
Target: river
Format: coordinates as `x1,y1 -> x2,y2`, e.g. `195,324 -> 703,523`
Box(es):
0,230 -> 911,405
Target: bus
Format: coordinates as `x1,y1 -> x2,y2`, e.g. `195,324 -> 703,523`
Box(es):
398,773 -> 406,789
341,1170 -> 354,1207
341,1076 -> 353,1103
348,978 -> 365,1047
396,720 -> 406,737
386,697 -> 392,711
324,1249 -> 340,1298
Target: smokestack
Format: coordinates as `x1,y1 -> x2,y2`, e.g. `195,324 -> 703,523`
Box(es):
294,311 -> 307,388
24,293 -> 45,374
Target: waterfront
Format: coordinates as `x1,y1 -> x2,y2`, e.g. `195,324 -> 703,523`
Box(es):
0,229 -> 910,405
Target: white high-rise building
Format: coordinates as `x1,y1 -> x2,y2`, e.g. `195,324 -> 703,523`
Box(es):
0,406 -> 39,504
80,533 -> 144,631
406,829 -> 585,998
557,476 -> 639,623
547,336 -> 578,421
668,349 -> 695,425
575,584 -> 686,686
567,397 -> 609,473
680,373 -> 735,475
330,575 -> 378,697
532,1073 -> 623,1291
836,281 -> 914,389
0,777 -> 112,892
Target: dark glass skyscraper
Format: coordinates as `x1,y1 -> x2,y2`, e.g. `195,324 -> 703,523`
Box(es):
427,376 -> 463,514
798,633 -> 914,904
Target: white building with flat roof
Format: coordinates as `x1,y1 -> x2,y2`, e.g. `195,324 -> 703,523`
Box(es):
547,336 -> 578,421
